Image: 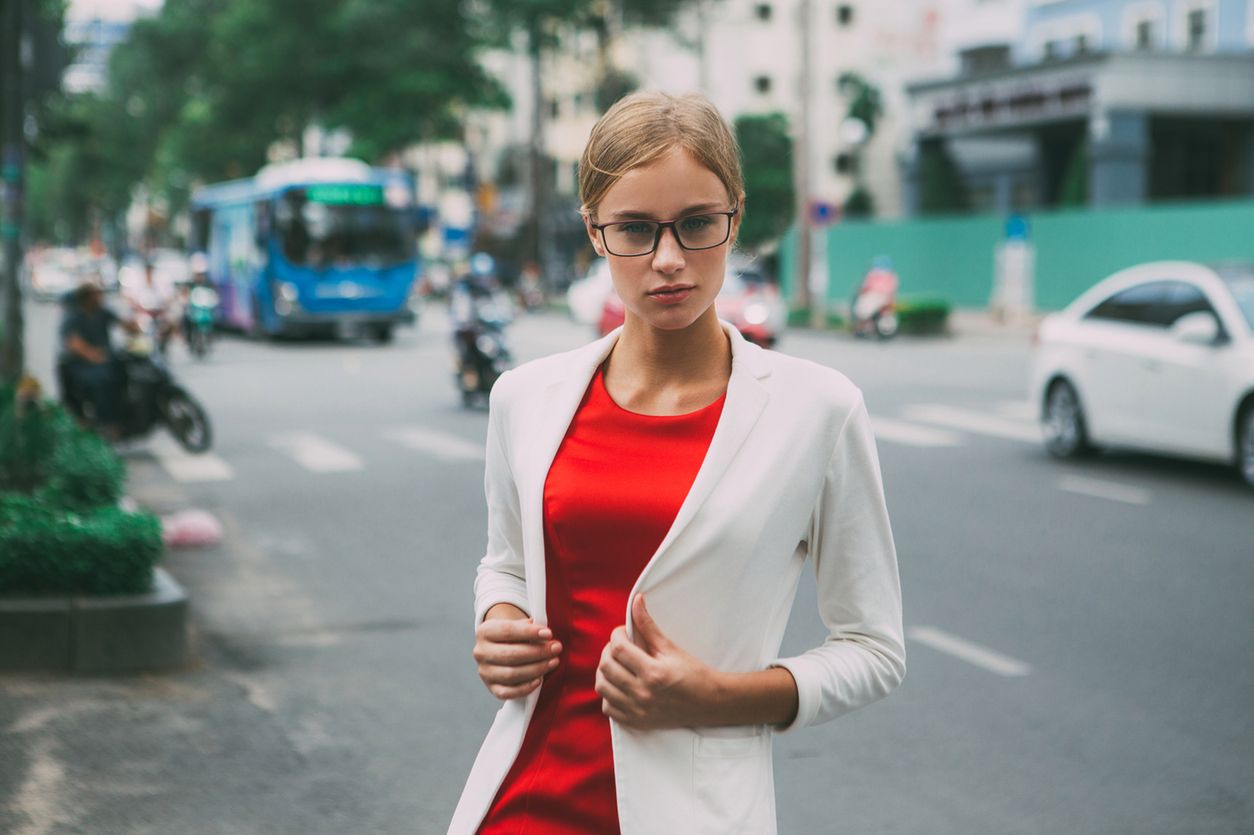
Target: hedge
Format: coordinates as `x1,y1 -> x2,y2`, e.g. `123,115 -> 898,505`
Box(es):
0,379 -> 162,596
895,298 -> 952,335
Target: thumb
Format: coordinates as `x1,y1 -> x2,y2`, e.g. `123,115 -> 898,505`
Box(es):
631,594 -> 670,654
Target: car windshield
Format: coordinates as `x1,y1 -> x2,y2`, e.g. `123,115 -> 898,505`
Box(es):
1217,267 -> 1254,329
277,187 -> 413,268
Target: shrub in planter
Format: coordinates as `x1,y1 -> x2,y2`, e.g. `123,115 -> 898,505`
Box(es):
895,298 -> 951,335
0,379 -> 63,493
787,307 -> 846,329
0,494 -> 162,596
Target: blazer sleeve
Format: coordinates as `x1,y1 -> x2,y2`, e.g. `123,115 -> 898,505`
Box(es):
771,394 -> 906,731
472,381 -> 530,625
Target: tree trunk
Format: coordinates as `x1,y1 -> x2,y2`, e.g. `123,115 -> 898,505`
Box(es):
1,0 -> 28,384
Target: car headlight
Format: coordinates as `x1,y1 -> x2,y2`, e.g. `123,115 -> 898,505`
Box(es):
743,302 -> 769,326
278,281 -> 299,302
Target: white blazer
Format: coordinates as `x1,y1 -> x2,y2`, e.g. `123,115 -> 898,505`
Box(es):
448,322 -> 905,835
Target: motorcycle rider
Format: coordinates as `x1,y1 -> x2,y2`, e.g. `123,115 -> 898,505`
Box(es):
125,258 -> 179,352
59,281 -> 138,440
450,252 -> 512,344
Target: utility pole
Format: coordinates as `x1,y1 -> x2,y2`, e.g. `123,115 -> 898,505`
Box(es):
1,0 -> 28,383
792,0 -> 814,324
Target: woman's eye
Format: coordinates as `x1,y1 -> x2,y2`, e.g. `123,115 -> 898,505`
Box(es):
620,222 -> 655,236
679,215 -> 714,232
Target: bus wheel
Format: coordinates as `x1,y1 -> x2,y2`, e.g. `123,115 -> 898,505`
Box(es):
371,324 -> 394,344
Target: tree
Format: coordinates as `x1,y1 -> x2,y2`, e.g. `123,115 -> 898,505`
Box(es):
916,138 -> 971,215
734,113 -> 793,251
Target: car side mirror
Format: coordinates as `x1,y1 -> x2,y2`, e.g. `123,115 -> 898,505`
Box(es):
1171,311 -> 1221,345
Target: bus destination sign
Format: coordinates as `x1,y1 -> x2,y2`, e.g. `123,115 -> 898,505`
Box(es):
305,184 -> 385,205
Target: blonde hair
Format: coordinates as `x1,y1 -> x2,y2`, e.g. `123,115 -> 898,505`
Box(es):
579,91 -> 744,220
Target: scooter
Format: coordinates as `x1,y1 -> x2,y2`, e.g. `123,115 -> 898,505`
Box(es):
58,330 -> 213,453
453,298 -> 513,408
184,285 -> 219,358
851,262 -> 900,340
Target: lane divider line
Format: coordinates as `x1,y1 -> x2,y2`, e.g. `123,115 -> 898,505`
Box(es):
871,417 -> 964,448
149,435 -> 235,483
383,427 -> 486,462
268,432 -> 363,473
908,626 -> 1032,677
1058,475 -> 1151,506
903,404 -> 1042,444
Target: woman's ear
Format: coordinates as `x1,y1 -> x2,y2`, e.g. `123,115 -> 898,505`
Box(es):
584,214 -> 606,257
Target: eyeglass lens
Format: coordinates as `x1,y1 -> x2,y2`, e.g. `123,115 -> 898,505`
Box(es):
602,213 -> 731,256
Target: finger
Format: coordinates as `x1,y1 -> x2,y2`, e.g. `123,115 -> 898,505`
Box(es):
606,632 -> 652,678
594,668 -> 637,716
601,698 -> 638,726
598,652 -> 649,702
481,655 -> 560,687
475,639 -> 562,667
490,676 -> 545,701
630,594 -> 669,653
478,618 -> 553,643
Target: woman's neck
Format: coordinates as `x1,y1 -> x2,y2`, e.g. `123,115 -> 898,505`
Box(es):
602,308 -> 731,415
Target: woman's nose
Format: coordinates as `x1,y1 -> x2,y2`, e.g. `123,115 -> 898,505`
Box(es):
651,227 -> 686,273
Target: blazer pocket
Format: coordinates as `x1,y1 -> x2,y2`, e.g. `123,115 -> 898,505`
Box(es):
693,729 -> 775,834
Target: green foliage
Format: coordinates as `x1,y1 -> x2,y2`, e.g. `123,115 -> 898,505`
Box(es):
836,72 -> 883,137
895,297 -> 952,335
0,389 -> 159,597
843,187 -> 874,219
0,495 -> 162,596
1059,141 -> 1089,207
734,113 -> 794,251
787,308 -> 845,329
917,140 -> 972,216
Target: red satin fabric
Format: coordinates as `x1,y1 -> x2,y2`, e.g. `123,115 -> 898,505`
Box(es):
476,367 -> 724,835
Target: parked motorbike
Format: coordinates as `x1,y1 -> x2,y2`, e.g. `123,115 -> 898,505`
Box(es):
184,285 -> 219,358
851,258 -> 900,340
58,331 -> 213,453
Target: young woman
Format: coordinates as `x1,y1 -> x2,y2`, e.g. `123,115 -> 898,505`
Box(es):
448,92 -> 904,835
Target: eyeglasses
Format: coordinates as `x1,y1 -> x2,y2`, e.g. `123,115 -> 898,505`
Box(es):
590,207 -> 738,257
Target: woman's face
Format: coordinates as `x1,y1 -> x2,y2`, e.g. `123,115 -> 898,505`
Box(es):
586,147 -> 739,334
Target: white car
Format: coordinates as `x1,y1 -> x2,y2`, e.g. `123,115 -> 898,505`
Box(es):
1030,261 -> 1254,487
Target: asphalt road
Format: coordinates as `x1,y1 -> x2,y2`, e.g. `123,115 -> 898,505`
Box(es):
2,297 -> 1251,834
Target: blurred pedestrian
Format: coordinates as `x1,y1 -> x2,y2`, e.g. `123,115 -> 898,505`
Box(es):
450,91 -> 904,835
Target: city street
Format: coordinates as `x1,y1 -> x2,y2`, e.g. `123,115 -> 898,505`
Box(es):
3,298 -> 1252,834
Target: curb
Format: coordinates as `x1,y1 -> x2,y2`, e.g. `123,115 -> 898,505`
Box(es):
0,568 -> 189,674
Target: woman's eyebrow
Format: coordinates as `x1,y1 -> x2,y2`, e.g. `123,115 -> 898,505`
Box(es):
606,202 -> 725,220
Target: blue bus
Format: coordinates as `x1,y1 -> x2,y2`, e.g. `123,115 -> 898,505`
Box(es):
189,158 -> 420,341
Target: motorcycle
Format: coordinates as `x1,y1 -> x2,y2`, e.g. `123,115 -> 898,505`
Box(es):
58,330 -> 213,453
453,295 -> 513,408
851,261 -> 900,340
184,285 -> 219,358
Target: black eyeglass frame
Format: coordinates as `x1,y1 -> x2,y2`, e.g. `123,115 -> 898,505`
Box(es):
589,206 -> 740,257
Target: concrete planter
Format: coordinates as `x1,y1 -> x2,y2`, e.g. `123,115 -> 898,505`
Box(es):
0,568 -> 188,674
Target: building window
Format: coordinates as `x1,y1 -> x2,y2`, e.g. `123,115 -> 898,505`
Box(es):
1043,39 -> 1061,60
834,153 -> 856,175
1074,33 -> 1090,54
1186,8 -> 1208,51
754,3 -> 772,21
754,75 -> 772,94
1134,20 -> 1155,50
836,4 -> 854,26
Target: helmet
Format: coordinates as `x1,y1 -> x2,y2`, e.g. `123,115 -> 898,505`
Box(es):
469,252 -> 495,279
189,252 -> 209,274
871,255 -> 894,271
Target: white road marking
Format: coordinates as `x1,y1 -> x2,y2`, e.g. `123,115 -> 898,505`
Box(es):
871,417 -> 963,448
268,432 -> 363,472
149,435 -> 235,483
995,400 -> 1036,421
384,426 -> 486,461
908,626 -> 1032,677
1058,475 -> 1151,506
904,404 -> 1042,444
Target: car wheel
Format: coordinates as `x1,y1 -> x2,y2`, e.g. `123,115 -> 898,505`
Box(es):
1238,406 -> 1254,489
1043,379 -> 1091,459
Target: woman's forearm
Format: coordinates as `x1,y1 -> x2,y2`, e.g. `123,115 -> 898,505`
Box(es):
703,666 -> 799,728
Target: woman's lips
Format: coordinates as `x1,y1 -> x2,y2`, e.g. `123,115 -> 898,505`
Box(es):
647,285 -> 694,304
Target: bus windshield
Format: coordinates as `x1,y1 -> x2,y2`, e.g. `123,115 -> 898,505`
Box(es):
276,186 -> 413,269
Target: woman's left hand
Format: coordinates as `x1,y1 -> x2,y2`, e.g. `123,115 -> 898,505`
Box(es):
595,594 -> 718,730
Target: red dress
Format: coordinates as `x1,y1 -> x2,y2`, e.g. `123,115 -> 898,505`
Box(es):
476,368 -> 725,835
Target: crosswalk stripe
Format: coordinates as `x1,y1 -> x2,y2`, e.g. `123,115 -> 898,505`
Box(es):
903,404 -> 1041,444
384,427 -> 486,462
871,417 -> 963,448
268,432 -> 363,473
1058,475 -> 1151,506
149,435 -> 235,483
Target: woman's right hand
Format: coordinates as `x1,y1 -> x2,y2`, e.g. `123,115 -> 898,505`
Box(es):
474,603 -> 562,700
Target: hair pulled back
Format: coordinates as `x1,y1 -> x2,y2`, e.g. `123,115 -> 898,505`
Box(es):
579,91 -> 744,220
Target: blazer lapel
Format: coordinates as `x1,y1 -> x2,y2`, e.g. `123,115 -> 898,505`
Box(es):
516,329 -> 622,624
627,324 -> 771,629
